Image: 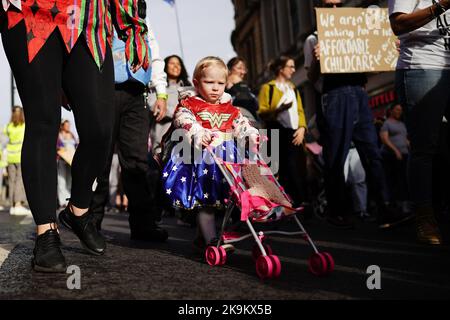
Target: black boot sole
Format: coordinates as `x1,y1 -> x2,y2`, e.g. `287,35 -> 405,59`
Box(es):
417,238 -> 443,245
378,214 -> 415,229
31,260 -> 66,273
59,211 -> 106,256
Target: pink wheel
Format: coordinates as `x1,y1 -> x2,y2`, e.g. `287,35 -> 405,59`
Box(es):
256,255 -> 274,279
252,244 -> 273,261
205,246 -> 220,266
205,246 -> 227,266
322,252 -> 335,274
268,255 -> 281,278
308,253 -> 328,276
218,246 -> 227,265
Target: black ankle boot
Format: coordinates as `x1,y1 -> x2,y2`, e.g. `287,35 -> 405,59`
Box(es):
32,229 -> 67,273
91,212 -> 104,232
59,205 -> 106,255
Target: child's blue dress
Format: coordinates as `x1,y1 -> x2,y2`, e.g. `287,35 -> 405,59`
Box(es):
162,96 -> 257,211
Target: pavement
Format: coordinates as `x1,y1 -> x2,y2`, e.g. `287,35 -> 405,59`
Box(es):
0,208 -> 450,300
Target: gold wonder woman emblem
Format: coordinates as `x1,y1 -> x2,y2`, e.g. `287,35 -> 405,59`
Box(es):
197,112 -> 232,129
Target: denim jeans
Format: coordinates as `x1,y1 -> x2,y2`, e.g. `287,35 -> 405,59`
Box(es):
320,86 -> 387,217
396,69 -> 450,209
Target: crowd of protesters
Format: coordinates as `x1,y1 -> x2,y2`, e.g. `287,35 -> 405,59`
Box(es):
1,47 -> 447,247
133,48 -> 446,250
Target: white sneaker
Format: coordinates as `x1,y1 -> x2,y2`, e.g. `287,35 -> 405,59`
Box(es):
12,205 -> 32,216
9,207 -> 15,215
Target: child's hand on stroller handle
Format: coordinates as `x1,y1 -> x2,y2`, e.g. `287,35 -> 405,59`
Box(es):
201,130 -> 214,147
249,133 -> 260,153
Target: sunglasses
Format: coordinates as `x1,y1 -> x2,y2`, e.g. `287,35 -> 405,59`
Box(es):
323,3 -> 343,8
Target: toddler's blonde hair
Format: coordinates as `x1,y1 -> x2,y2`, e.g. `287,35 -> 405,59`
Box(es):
193,56 -> 228,81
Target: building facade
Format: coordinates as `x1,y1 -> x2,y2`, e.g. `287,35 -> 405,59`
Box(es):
231,0 -> 395,123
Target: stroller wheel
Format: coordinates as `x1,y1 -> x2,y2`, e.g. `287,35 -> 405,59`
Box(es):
205,246 -> 227,266
308,253 -> 331,276
322,252 -> 335,273
252,244 -> 273,261
218,246 -> 227,265
268,255 -> 281,278
256,255 -> 274,279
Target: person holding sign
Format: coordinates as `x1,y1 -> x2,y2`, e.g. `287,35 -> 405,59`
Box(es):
389,0 -> 450,245
306,0 -> 413,229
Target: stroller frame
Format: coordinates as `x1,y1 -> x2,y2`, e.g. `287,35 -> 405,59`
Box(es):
205,147 -> 334,279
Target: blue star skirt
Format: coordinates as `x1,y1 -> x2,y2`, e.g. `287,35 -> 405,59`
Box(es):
162,140 -> 242,211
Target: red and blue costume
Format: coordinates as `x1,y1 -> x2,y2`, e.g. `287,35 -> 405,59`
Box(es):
162,95 -> 259,211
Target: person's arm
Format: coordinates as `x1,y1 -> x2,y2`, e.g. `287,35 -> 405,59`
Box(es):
110,0 -> 150,72
380,126 -> 402,160
232,112 -> 259,141
173,105 -> 211,147
147,20 -> 168,121
147,21 -> 167,96
257,83 -> 276,122
296,90 -> 307,131
304,35 -> 321,85
293,90 -> 307,146
71,132 -> 79,147
257,84 -> 291,122
307,55 -> 321,85
389,0 -> 450,36
306,48 -> 322,83
232,111 -> 260,150
56,134 -> 64,151
257,84 -> 271,117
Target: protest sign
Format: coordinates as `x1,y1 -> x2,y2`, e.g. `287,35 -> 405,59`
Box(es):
316,8 -> 398,73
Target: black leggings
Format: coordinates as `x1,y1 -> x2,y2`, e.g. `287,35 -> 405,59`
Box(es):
2,21 -> 115,225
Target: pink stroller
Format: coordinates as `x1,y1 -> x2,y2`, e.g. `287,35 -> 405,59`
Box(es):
204,146 -> 335,279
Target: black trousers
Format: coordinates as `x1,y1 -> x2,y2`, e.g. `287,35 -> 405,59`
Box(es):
396,69 -> 450,209
90,82 -> 161,230
277,127 -> 308,207
432,122 -> 450,213
382,152 -> 409,203
2,21 -> 114,225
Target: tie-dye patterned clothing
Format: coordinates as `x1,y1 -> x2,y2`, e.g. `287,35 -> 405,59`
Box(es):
1,0 -> 149,69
